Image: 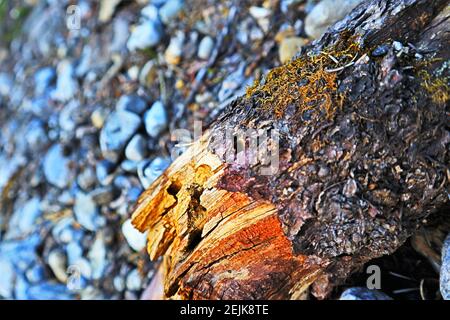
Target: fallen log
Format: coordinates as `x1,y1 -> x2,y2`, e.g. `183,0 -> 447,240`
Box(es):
132,0 -> 449,299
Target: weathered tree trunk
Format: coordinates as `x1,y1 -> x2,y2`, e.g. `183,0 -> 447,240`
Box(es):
132,0 -> 449,300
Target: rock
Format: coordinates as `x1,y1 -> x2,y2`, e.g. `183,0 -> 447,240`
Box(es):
0,257 -> 15,298
26,263 -> 46,284
164,31 -> 185,65
114,276 -> 125,292
96,159 -> 116,185
141,4 -> 159,20
99,0 -> 122,23
122,218 -> 148,251
279,37 -> 307,63
197,36 -> 214,60
137,157 -> 171,189
127,20 -> 163,51
77,166 -> 96,191
90,186 -> 117,205
372,44 -> 390,57
111,17 -> 130,53
249,6 -> 271,33
59,100 -> 84,132
99,110 -> 141,162
26,282 -> 74,300
74,192 -> 103,231
52,218 -> 84,244
159,0 -> 184,25
88,232 -> 107,280
116,94 -> 148,115
25,119 -> 48,149
339,287 -> 393,300
126,269 -> 142,291
125,134 -> 148,162
440,233 -> 450,300
52,60 -> 78,102
43,144 -> 73,189
304,0 -> 364,39
34,67 -> 56,95
47,249 -> 68,283
144,101 -> 167,138
7,197 -> 42,238
0,72 -> 13,96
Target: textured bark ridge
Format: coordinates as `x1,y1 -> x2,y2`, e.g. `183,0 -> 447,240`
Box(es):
132,0 -> 449,300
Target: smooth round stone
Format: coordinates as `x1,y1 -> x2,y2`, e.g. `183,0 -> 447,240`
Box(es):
74,192 -> 102,231
34,67 -> 56,95
47,249 -> 68,283
99,110 -> 142,162
339,287 -> 392,300
197,36 -> 214,60
43,144 -> 72,189
125,134 -> 148,162
159,0 -> 184,25
126,269 -> 143,291
127,19 -> 163,51
96,159 -> 116,185
144,101 -> 167,138
116,95 -> 148,115
122,218 -> 148,252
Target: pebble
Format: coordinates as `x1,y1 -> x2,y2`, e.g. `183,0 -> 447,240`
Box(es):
0,72 -> 13,96
52,60 -> 78,102
77,166 -> 97,191
96,159 -> 116,185
279,37 -> 306,63
125,134 -> 148,162
144,101 -> 167,138
99,110 -> 142,162
372,44 -> 390,57
249,6 -> 271,33
197,36 -> 214,60
304,0 -> 364,39
90,186 -> 118,205
25,119 -> 48,149
127,19 -> 163,51
43,144 -> 72,189
74,192 -> 102,231
164,31 -> 185,65
137,157 -> 171,189
116,94 -> 148,115
0,257 -> 15,298
47,249 -> 68,283
159,0 -> 184,25
339,287 -> 393,300
7,197 -> 42,238
34,67 -> 56,95
139,60 -> 158,87
99,0 -> 122,23
88,232 -> 107,280
440,233 -> 450,300
122,218 -> 148,252
126,269 -> 143,291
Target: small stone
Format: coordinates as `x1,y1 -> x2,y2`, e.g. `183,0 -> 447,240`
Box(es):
34,67 -> 56,95
127,20 -> 163,51
125,134 -> 148,162
90,186 -> 118,205
159,0 -> 184,25
340,287 -> 393,300
99,110 -> 142,162
7,197 -> 42,238
114,276 -> 125,292
279,37 -> 307,63
141,4 -> 159,20
137,157 -> 171,189
91,107 -> 109,129
305,0 -> 364,39
47,249 -> 68,283
43,144 -> 72,189
144,101 -> 167,138
77,167 -> 96,191
164,31 -> 185,65
0,73 -> 13,96
343,178 -> 357,197
52,60 -> 78,102
197,36 -> 214,60
96,159 -> 116,185
126,269 -> 142,291
249,6 -> 271,33
99,0 -> 122,23
393,41 -> 403,51
88,232 -> 107,280
122,218 -> 148,252
372,44 -> 389,57
74,192 -> 102,231
116,95 -> 148,115
440,233 -> 450,300
0,257 -> 15,298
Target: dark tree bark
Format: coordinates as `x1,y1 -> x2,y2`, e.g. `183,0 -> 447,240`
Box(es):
132,0 -> 449,300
